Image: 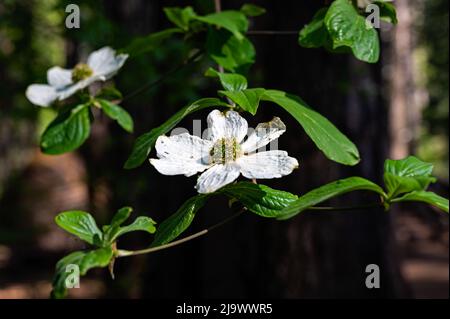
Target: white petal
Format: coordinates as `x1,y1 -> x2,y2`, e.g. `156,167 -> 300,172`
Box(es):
87,46 -> 128,79
241,117 -> 286,153
237,150 -> 299,179
56,75 -> 102,100
25,84 -> 58,107
196,164 -> 241,193
149,158 -> 209,177
155,133 -> 212,162
47,66 -> 73,89
206,110 -> 248,142
149,133 -> 212,177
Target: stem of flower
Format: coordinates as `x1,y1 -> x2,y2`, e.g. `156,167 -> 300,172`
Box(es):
116,202 -> 384,258
214,0 -> 225,74
306,203 -> 384,211
121,50 -> 204,102
116,207 -> 247,258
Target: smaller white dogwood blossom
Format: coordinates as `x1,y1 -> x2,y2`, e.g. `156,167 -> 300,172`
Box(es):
26,47 -> 128,107
150,109 -> 299,193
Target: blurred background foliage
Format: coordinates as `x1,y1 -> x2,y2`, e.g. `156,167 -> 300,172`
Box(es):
416,0 -> 449,178
0,0 -> 448,298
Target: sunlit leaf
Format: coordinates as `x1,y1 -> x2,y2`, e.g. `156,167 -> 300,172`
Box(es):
51,247 -> 113,299
40,104 -> 91,155
55,211 -> 102,245
220,182 -> 298,217
391,191 -> 449,213
262,90 -> 360,165
98,99 -> 134,133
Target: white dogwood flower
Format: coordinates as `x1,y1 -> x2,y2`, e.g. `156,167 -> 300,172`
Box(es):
150,109 -> 299,193
26,46 -> 128,107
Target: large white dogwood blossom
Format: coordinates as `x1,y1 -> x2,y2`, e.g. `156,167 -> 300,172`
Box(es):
26,47 -> 128,107
150,109 -> 299,193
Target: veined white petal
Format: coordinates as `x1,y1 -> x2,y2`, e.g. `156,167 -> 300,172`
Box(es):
149,158 -> 210,177
87,46 -> 128,79
206,110 -> 248,142
25,84 -> 58,107
241,117 -> 286,153
155,133 -> 212,162
196,163 -> 241,193
47,66 -> 73,89
237,150 -> 299,179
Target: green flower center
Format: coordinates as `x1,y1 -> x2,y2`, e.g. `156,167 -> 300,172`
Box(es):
72,63 -> 93,82
209,138 -> 242,164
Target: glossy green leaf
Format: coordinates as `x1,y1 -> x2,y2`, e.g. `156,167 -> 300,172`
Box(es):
384,156 -> 434,177
219,88 -> 265,115
391,191 -> 449,213
163,6 -> 197,31
324,0 -> 380,63
262,90 -> 360,165
111,216 -> 157,241
277,177 -> 387,220
195,10 -> 248,40
298,8 -> 330,48
110,207 -> 133,228
51,247 -> 113,299
98,99 -> 134,133
383,156 -> 437,199
205,67 -> 248,91
124,98 -> 229,169
206,28 -> 255,73
220,182 -> 298,217
374,1 -> 397,24
55,211 -> 103,245
123,28 -> 183,57
40,104 -> 91,155
240,4 -> 266,17
151,194 -> 209,246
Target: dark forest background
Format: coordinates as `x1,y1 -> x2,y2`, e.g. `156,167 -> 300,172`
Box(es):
0,0 -> 448,298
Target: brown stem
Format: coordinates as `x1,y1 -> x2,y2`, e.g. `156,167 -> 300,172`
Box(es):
117,207 -> 247,257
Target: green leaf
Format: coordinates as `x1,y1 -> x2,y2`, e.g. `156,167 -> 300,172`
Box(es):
373,1 -> 397,24
98,99 -> 134,133
205,67 -> 248,91
240,4 -> 266,17
195,10 -> 248,40
261,90 -> 360,165
55,211 -> 103,245
124,98 -> 229,169
110,207 -> 133,228
219,88 -> 265,115
206,28 -> 255,73
123,28 -> 183,57
40,104 -> 91,155
102,207 -> 156,243
151,194 -> 209,246
383,156 -> 437,199
324,0 -> 380,63
220,182 -> 298,217
277,177 -> 387,220
384,156 -> 434,177
163,6 -> 197,31
298,8 -> 330,48
95,86 -> 123,101
51,247 -> 113,299
111,216 -> 157,241
391,191 -> 449,213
